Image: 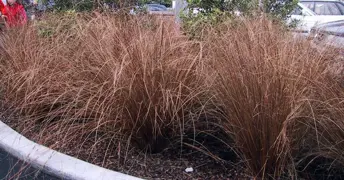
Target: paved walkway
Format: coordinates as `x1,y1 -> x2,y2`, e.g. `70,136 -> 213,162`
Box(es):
0,148 -> 60,180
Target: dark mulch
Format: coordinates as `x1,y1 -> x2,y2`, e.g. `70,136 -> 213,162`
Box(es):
51,127 -> 245,180
0,101 -> 245,179
65,139 -> 244,180
297,156 -> 344,180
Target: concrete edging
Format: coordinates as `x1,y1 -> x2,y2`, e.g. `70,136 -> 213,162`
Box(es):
0,121 -> 142,180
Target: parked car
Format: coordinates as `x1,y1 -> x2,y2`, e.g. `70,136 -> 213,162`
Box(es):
145,3 -> 167,11
290,0 -> 344,33
130,3 -> 173,15
308,20 -> 344,50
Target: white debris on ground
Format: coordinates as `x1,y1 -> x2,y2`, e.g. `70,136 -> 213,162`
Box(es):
185,167 -> 193,173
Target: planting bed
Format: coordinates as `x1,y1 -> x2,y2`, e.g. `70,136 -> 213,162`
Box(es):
1,12 -> 344,179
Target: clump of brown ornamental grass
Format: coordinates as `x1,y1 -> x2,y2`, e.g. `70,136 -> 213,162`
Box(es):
291,57 -> 344,179
0,12 -> 207,159
205,16 -> 341,179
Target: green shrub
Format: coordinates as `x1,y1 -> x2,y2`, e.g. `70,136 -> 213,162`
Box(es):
182,0 -> 299,39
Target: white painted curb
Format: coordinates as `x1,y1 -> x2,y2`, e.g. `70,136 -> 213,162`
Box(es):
0,121 -> 143,180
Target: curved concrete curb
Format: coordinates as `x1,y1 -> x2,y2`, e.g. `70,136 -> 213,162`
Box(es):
0,121 -> 142,180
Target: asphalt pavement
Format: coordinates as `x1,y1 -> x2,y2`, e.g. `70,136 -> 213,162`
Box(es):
0,148 -> 60,180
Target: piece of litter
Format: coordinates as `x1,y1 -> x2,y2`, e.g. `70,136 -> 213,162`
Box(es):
185,167 -> 193,173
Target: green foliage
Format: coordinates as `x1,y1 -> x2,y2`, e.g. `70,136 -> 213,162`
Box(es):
181,8 -> 232,39
182,0 -> 299,39
52,0 -> 173,11
53,0 -> 94,11
263,0 -> 299,19
185,0 -> 298,18
186,0 -> 258,14
53,0 -> 137,11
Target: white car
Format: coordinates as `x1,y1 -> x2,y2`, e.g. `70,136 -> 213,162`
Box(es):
309,20 -> 344,50
290,0 -> 344,33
